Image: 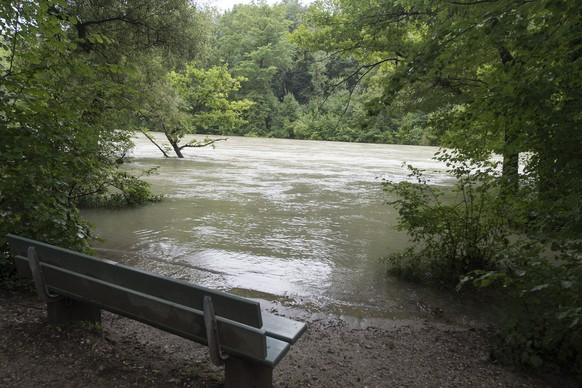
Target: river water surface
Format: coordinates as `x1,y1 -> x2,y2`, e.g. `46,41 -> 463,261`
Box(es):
83,133 -> 492,326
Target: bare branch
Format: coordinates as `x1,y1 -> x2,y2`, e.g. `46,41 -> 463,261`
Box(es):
448,0 -> 500,5
140,129 -> 170,158
179,138 -> 228,151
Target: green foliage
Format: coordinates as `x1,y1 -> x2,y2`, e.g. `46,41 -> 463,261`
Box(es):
387,150 -> 582,375
383,152 -> 540,285
139,63 -> 252,157
270,93 -> 302,138
395,113 -> 435,146
465,251 -> 582,376
292,87 -> 352,141
171,64 -> 253,134
302,0 -> 582,376
0,252 -> 19,290
298,0 -> 582,176
2,0 -> 102,250
200,1 -> 435,145
76,168 -> 163,208
214,3 -> 297,136
0,0 -> 196,286
64,0 -> 209,65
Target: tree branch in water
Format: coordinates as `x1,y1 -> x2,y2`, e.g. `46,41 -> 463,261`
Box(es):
179,138 -> 228,151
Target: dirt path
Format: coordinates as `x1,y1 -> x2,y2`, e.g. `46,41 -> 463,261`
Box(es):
0,290 -> 575,387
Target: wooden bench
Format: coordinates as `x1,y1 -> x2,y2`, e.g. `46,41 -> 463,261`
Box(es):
7,234 -> 306,388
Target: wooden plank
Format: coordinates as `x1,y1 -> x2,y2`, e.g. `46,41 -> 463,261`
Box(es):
8,234 -> 302,367
40,262 -> 271,361
265,336 -> 291,367
7,234 -> 263,328
224,358 -> 273,388
261,312 -> 307,344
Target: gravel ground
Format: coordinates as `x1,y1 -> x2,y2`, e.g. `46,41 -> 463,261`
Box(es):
0,289 -> 577,387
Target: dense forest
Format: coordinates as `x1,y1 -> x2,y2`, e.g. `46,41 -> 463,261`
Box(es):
1,0 -> 581,378
123,0 -> 431,154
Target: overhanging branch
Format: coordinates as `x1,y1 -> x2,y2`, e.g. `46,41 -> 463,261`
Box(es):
178,138 -> 228,151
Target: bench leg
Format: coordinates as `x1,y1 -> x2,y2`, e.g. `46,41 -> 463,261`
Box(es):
47,298 -> 102,325
224,357 -> 273,388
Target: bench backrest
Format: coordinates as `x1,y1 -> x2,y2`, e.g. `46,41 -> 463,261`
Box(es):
7,234 -> 273,362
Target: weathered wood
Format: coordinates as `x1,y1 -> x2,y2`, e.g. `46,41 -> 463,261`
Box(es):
47,298 -> 102,325
10,235 -> 307,345
203,296 -> 228,366
38,261 -> 270,361
9,235 -> 263,327
7,233 -> 306,384
224,357 -> 273,388
261,312 -> 307,344
27,247 -> 62,303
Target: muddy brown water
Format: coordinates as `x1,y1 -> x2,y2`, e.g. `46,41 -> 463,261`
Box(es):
83,133 -> 495,327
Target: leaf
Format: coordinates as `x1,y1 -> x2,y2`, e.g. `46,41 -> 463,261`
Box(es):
529,355 -> 543,368
560,280 -> 573,289
530,284 -> 550,292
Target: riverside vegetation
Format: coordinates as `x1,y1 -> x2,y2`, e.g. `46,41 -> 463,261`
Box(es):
1,0 -> 581,380
383,152 -> 582,376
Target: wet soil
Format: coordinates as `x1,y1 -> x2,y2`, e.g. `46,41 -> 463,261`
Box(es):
0,289 -> 577,387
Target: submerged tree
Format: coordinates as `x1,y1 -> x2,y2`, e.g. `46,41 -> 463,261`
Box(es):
139,64 -> 253,158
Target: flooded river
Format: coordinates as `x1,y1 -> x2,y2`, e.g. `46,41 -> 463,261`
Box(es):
83,133 -> 492,326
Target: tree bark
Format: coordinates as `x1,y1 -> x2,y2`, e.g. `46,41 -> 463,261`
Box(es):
499,46 -> 519,196
180,138 -> 228,150
501,129 -> 519,196
165,133 -> 185,158
141,130 -> 170,158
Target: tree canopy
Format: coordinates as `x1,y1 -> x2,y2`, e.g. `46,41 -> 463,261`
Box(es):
297,0 -> 582,235
294,0 -> 582,375
0,0 -> 207,259
2,0 -> 581,375
140,64 -> 252,157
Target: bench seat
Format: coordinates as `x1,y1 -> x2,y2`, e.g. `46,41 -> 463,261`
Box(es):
7,234 -> 306,386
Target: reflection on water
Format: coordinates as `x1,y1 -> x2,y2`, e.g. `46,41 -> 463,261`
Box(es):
83,133 -> 494,326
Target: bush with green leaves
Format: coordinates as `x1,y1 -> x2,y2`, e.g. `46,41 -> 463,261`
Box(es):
0,1 -> 162,288
75,168 -> 163,209
464,250 -> 582,376
382,152 -> 540,285
385,150 -> 582,376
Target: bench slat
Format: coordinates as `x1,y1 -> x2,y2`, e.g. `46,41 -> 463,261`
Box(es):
265,336 -> 291,367
8,235 -> 263,328
261,312 -> 307,344
7,234 -> 305,369
38,262 -> 271,362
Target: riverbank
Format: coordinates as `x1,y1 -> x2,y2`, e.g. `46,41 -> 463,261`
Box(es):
0,289 -> 575,387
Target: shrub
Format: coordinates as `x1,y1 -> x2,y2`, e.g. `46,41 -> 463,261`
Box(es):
384,150 -> 582,376
382,152 -> 539,285
76,168 -> 163,209
465,250 -> 582,376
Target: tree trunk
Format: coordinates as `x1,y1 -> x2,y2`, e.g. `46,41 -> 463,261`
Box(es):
501,129 -> 519,196
170,139 -> 185,158
499,46 -> 519,197
163,132 -> 185,158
